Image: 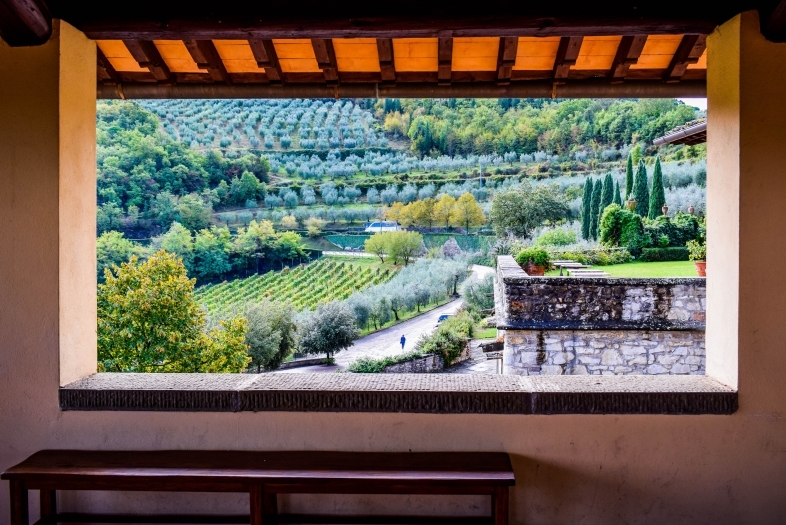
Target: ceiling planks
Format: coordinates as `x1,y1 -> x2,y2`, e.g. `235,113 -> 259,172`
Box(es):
96,47 -> 121,84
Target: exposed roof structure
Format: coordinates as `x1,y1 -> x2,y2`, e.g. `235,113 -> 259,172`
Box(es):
653,119 -> 707,146
2,1 -> 786,99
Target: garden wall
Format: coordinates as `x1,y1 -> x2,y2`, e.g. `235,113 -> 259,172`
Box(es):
495,256 -> 706,376
381,354 -> 444,373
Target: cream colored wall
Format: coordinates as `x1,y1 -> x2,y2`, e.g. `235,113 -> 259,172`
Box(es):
2,13 -> 786,524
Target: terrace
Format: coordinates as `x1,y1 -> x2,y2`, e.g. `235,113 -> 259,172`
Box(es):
2,1 -> 786,523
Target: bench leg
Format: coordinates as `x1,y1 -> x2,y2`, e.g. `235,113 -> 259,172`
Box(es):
10,480 -> 28,525
40,490 -> 56,524
250,485 -> 263,525
491,486 -> 509,525
263,488 -> 278,524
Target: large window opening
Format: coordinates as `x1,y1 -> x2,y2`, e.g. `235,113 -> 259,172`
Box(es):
94,95 -> 708,379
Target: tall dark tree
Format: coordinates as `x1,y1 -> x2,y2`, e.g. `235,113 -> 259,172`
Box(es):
600,173 -> 614,211
648,157 -> 667,219
625,154 -> 634,200
633,160 -> 650,217
581,178 -> 594,240
589,178 -> 603,239
613,180 -> 623,206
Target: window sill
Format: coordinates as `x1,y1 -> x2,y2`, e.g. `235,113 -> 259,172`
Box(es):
60,373 -> 737,415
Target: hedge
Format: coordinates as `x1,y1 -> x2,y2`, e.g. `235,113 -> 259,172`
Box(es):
639,247 -> 690,262
347,351 -> 425,373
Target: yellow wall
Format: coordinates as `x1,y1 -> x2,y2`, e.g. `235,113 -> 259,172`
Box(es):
2,13 -> 786,524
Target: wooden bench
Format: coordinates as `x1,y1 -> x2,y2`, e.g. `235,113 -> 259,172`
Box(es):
2,450 -> 515,525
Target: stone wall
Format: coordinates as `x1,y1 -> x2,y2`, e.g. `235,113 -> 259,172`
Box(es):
496,256 -> 706,376
382,354 -> 444,373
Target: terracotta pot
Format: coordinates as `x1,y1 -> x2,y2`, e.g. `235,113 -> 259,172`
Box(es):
524,264 -> 547,276
694,261 -> 706,277
625,198 -> 637,211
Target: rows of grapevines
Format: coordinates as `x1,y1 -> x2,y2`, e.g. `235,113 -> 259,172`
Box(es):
196,259 -> 396,314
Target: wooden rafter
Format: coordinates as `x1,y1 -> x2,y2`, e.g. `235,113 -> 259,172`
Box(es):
96,47 -> 121,85
664,34 -> 706,82
553,36 -> 584,80
248,39 -> 284,84
496,36 -> 518,85
610,35 -> 648,83
377,38 -> 396,83
185,40 -> 230,83
122,40 -> 172,83
438,37 -> 453,86
0,0 -> 51,46
311,38 -> 339,85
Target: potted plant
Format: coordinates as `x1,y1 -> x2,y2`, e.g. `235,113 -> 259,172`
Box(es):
686,239 -> 706,277
515,247 -> 551,276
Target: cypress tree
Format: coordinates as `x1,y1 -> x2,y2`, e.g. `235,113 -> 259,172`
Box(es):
613,180 -> 623,206
648,157 -> 667,219
633,160 -> 650,217
589,178 -> 603,239
625,154 -> 634,199
581,178 -> 593,240
600,173 -> 614,211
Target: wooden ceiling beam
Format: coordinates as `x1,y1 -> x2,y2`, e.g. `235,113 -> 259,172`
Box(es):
496,36 -> 518,85
0,0 -> 51,46
311,38 -> 339,85
123,39 -> 173,83
248,39 -> 284,84
610,35 -> 648,83
438,37 -> 453,86
97,47 -> 121,85
377,38 -> 396,83
664,34 -> 706,83
185,39 -> 231,83
553,36 -> 583,80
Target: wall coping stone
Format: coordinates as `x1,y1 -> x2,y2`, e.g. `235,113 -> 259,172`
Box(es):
60,373 -> 736,415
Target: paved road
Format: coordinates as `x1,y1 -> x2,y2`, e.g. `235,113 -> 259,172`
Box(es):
275,264 -> 495,374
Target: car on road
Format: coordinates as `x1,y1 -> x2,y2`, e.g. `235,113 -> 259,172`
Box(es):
433,313 -> 452,330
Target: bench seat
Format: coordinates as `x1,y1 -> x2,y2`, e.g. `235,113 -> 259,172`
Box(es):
2,450 -> 515,525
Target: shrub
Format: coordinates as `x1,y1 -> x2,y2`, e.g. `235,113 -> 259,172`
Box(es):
416,310 -> 474,366
640,247 -> 690,262
535,228 -> 578,247
548,246 -> 632,266
347,351 -> 425,373
686,239 -> 706,261
599,204 -> 647,256
515,246 -> 551,268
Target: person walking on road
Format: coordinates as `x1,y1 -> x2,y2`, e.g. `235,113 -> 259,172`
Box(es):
400,335 -> 406,350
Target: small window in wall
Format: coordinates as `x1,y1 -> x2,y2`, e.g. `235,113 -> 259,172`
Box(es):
93,96 -> 708,380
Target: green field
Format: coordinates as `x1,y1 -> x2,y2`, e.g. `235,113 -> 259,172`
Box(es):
196,258 -> 397,314
547,260 -> 699,278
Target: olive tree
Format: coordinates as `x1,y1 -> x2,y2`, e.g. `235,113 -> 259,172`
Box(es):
297,301 -> 359,360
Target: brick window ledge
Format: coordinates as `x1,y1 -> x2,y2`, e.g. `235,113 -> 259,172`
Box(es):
60,373 -> 737,415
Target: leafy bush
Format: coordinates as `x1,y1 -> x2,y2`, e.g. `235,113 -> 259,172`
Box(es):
686,239 -> 706,261
599,204 -> 648,256
515,246 -> 551,268
640,247 -> 690,262
347,351 -> 425,373
547,246 -> 632,266
416,311 -> 474,366
535,228 -> 577,247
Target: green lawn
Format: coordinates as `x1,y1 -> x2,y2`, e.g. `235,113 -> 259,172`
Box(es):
547,260 -> 699,278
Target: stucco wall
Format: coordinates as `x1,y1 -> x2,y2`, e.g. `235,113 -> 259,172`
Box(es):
1,13 -> 786,525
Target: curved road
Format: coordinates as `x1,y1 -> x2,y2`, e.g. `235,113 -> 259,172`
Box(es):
277,265 -> 494,373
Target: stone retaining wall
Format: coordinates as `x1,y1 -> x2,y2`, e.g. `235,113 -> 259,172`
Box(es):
382,354 -> 444,373
495,256 -> 706,376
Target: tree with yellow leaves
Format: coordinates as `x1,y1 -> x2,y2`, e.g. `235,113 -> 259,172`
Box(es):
384,202 -> 405,224
450,192 -> 486,232
433,194 -> 457,229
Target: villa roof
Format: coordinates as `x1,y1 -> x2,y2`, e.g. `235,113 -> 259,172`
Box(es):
3,1 -> 786,99
653,118 -> 707,146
